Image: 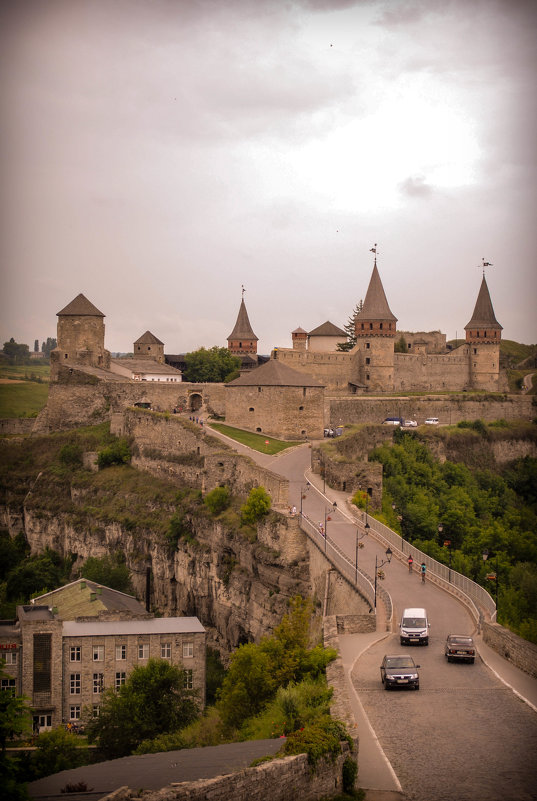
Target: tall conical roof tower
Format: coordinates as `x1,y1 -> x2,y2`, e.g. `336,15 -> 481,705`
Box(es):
227,289 -> 258,356
464,275 -> 502,339
352,249 -> 397,391
464,271 -> 502,390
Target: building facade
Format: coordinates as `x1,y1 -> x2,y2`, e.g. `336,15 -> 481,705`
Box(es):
0,597 -> 205,733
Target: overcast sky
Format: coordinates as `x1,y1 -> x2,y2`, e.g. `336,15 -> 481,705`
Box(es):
1,0 -> 536,356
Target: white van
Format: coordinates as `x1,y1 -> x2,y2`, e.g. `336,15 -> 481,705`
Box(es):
424,417 -> 439,425
400,607 -> 430,646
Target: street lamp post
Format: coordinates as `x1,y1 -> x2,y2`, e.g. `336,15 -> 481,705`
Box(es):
374,546 -> 393,609
323,501 -> 337,552
355,526 -> 368,584
482,548 -> 499,610
300,482 -> 310,516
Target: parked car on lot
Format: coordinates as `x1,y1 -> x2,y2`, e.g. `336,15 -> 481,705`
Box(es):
445,634 -> 476,663
380,654 -> 420,690
383,417 -> 404,426
403,419 -> 417,427
425,417 -> 439,425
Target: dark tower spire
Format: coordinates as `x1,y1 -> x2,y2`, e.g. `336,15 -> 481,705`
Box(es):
227,289 -> 258,356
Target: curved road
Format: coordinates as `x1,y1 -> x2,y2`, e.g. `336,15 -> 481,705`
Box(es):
260,441 -> 537,800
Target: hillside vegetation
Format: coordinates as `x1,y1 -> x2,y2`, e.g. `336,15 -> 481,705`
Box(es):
369,423 -> 537,643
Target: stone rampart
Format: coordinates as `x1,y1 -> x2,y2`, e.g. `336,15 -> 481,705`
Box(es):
100,746 -> 352,801
482,622 -> 537,679
33,380 -> 227,433
0,418 -> 35,435
329,394 -> 534,427
122,410 -> 289,507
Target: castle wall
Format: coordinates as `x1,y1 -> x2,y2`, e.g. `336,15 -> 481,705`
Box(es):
393,346 -> 471,392
224,383 -> 325,439
272,348 -> 353,392
34,375 -> 227,433
398,330 -> 447,352
328,394 -> 534,427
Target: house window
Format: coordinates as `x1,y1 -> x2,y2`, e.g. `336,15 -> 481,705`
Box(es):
366,342 -> 370,349
70,674 -> 81,694
70,646 -> 81,662
93,673 -> 104,694
365,358 -> 370,365
1,678 -> 16,695
70,706 -> 81,720
161,642 -> 171,659
93,646 -> 104,661
298,405 -> 304,411
115,645 -> 127,661
115,672 -> 126,689
138,644 -> 149,660
92,705 -> 100,717
182,642 -> 194,659
4,652 -> 17,665
184,669 -> 193,690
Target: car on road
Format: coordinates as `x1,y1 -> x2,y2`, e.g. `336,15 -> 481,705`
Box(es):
383,417 -> 404,426
380,654 -> 420,690
445,634 -> 476,663
424,417 -> 439,425
403,419 -> 417,427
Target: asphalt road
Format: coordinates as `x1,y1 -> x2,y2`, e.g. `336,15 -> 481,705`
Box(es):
268,442 -> 537,801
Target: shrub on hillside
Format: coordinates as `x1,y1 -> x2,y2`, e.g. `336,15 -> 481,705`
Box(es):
204,486 -> 231,516
240,486 -> 271,526
97,438 -> 131,469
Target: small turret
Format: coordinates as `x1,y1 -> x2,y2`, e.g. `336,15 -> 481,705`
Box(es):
292,327 -> 307,351
133,331 -> 165,363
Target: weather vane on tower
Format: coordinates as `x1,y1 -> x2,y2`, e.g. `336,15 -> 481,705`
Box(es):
241,284 -> 245,298
370,244 -> 378,265
479,258 -> 493,276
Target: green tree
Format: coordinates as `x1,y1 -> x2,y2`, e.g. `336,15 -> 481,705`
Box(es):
77,552 -> 133,594
40,338 -> 57,358
5,549 -> 71,602
240,486 -> 271,526
30,727 -> 89,779
204,486 -> 231,516
217,643 -> 275,729
182,347 -> 241,383
85,659 -> 199,759
2,338 -> 30,365
394,335 -> 408,353
97,438 -> 131,468
336,300 -> 363,351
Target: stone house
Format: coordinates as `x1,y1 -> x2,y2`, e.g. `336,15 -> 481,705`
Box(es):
0,581 -> 206,734
225,359 -> 325,440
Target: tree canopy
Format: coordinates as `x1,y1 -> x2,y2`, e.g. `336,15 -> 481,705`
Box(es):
85,659 -> 199,758
77,551 -> 133,594
369,428 -> 537,642
182,346 -> 241,383
2,338 -> 30,364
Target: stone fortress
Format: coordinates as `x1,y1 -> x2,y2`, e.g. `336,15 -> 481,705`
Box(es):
41,253 -> 531,441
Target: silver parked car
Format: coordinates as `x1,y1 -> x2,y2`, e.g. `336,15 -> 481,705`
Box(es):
380,654 -> 420,690
445,634 -> 476,663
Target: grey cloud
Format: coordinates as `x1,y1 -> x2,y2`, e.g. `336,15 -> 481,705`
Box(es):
399,176 -> 433,197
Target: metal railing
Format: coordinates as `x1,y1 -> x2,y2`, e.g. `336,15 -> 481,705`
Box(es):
355,511 -> 496,622
299,514 -> 392,622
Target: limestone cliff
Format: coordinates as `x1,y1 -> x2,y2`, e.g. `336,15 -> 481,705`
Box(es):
3,502 -> 311,654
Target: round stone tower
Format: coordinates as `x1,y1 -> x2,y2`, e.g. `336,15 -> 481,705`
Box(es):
353,256 -> 397,391
464,274 -> 502,391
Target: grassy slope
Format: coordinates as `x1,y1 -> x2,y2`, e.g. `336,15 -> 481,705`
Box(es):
209,423 -> 302,454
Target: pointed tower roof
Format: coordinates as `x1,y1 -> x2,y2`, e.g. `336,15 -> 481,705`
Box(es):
308,321 -> 346,337
464,276 -> 502,330
227,298 -> 258,341
356,262 -> 397,322
134,331 -> 164,345
57,293 -> 105,317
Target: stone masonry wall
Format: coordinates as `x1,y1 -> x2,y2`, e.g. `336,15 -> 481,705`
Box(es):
100,747 -> 352,801
482,622 -> 537,679
122,410 -> 289,508
0,418 -> 36,435
329,394 -> 534,427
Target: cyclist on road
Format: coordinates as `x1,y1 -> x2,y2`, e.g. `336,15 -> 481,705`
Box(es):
420,562 -> 427,583
408,555 -> 414,573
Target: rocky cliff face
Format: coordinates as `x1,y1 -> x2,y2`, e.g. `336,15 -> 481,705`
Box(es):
2,503 -> 311,655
